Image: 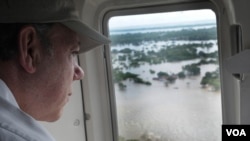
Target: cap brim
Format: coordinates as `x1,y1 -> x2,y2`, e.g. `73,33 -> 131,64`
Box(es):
61,20 -> 110,53
225,49 -> 250,73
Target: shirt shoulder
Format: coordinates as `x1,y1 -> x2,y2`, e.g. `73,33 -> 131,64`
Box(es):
0,96 -> 55,141
0,126 -> 31,141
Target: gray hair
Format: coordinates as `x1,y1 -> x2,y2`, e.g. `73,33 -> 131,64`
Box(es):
0,23 -> 54,61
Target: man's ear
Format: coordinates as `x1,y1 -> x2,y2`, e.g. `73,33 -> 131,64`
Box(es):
18,26 -> 41,74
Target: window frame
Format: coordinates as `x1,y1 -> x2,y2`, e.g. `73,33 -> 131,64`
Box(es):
103,1 -> 220,141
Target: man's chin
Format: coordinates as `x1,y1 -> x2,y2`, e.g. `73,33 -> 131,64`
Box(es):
38,110 -> 64,122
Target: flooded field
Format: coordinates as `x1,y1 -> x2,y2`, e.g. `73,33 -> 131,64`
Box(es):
112,40 -> 222,141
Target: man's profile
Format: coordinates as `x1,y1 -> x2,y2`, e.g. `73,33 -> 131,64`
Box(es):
0,0 -> 109,140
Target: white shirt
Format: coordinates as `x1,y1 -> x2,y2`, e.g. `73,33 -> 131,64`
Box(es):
0,79 -> 55,141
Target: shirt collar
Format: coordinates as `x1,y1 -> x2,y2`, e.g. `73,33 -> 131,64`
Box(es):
0,79 -> 19,108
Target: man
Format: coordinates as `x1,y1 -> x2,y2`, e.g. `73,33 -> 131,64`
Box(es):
0,0 -> 110,140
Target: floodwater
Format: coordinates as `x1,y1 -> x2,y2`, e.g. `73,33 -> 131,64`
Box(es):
112,41 -> 222,141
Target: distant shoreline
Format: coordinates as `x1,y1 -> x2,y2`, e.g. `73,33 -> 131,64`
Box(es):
110,22 -> 216,35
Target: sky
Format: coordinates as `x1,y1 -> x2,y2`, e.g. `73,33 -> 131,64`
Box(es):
108,9 -> 216,29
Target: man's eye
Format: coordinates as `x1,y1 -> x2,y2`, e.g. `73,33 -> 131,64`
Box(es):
72,51 -> 79,56
71,51 -> 79,61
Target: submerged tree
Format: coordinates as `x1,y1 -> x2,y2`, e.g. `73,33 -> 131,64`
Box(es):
200,69 -> 220,91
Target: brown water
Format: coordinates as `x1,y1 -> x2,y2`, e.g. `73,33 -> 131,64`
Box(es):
114,59 -> 222,141
116,75 -> 221,141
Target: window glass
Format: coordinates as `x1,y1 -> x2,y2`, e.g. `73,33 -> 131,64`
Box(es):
108,9 -> 221,141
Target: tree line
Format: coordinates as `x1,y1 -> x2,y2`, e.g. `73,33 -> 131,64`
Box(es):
110,27 -> 217,46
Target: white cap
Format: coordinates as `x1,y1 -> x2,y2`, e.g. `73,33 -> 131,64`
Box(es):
0,0 -> 110,52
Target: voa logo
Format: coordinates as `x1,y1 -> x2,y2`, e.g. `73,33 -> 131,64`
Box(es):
226,129 -> 246,136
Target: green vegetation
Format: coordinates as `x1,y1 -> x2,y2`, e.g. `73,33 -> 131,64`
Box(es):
149,69 -> 155,74
201,69 -> 220,91
113,69 -> 151,90
110,27 -> 217,46
111,27 -> 220,91
182,64 -> 201,76
112,42 -> 217,66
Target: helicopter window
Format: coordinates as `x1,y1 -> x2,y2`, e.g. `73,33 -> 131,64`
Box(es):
107,9 -> 222,141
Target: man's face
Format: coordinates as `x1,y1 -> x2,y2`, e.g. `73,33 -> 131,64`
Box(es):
33,24 -> 84,122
